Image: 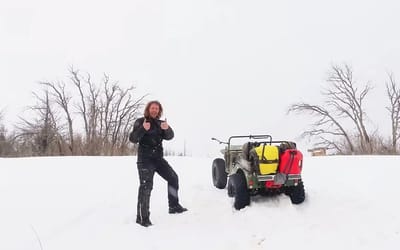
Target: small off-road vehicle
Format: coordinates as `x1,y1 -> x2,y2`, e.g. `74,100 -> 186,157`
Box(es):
211,135 -> 305,210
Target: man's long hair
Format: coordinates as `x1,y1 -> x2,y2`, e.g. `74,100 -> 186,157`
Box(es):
144,100 -> 163,119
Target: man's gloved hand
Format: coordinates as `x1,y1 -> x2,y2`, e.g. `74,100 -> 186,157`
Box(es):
143,119 -> 151,131
161,118 -> 169,130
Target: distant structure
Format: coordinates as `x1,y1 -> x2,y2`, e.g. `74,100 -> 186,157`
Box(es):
307,147 -> 327,156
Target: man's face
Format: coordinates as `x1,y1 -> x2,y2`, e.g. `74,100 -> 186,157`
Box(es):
149,104 -> 160,119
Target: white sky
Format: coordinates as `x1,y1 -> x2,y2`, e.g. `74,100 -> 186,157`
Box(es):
1,0 -> 400,156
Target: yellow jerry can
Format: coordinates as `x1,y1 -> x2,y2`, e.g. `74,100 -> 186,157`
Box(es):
254,145 -> 279,175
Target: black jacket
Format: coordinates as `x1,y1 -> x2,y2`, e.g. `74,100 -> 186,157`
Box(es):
129,117 -> 174,160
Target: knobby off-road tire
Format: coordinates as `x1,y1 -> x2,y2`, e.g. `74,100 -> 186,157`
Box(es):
227,176 -> 234,197
212,158 -> 227,189
288,180 -> 305,204
230,173 -> 250,210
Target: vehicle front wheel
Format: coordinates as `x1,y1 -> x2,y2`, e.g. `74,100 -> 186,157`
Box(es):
230,173 -> 250,210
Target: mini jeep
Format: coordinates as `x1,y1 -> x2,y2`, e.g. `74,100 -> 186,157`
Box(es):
211,135 -> 305,210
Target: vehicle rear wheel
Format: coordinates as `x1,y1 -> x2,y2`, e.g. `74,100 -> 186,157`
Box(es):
230,173 -> 250,210
289,180 -> 305,204
283,186 -> 293,196
212,158 -> 227,189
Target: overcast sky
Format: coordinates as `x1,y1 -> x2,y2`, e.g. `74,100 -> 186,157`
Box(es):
1,0 -> 400,156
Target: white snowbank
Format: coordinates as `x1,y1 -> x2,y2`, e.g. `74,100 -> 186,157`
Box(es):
0,155 -> 399,250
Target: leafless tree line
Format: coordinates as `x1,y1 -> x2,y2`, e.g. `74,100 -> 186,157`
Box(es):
0,67 -> 147,157
289,64 -> 400,155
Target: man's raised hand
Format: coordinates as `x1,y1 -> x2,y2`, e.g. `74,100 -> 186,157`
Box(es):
161,118 -> 169,130
143,119 -> 151,131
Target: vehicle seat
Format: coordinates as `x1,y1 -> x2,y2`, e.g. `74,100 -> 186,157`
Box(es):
241,142 -> 260,172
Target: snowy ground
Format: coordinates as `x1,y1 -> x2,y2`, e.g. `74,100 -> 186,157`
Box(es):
1,155 -> 399,250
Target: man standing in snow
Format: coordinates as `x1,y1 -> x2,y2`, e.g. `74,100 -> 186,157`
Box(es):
129,100 -> 187,227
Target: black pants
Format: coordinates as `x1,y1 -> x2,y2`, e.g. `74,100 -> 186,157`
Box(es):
136,158 -> 179,219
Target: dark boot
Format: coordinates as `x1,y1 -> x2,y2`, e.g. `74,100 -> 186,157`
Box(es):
169,204 -> 188,214
136,215 -> 153,227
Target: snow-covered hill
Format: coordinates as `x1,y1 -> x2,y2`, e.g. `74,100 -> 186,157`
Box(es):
1,155 -> 399,250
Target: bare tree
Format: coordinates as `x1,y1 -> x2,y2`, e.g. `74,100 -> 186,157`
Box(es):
99,82 -> 146,155
385,72 -> 400,154
289,64 -> 372,154
100,76 -> 117,145
0,109 -> 9,156
67,69 -> 145,155
17,90 -> 64,156
0,109 -> 4,137
325,64 -> 372,153
288,103 -> 355,154
69,67 -> 102,154
70,67 -> 90,142
40,81 -> 75,154
13,66 -> 146,157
